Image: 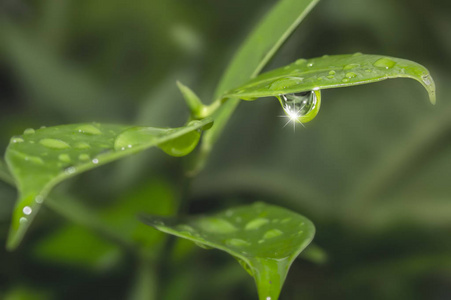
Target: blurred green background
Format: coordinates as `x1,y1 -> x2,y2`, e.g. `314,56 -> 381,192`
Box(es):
1,0 -> 450,299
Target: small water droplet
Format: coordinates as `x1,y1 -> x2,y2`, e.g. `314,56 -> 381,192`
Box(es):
23,128 -> 35,135
329,71 -> 336,75
365,69 -> 372,73
422,74 -> 432,86
307,62 -> 313,67
270,77 -> 303,91
35,196 -> 44,204
343,64 -> 360,70
263,229 -> 283,239
176,224 -> 195,232
342,78 -> 349,83
65,166 -> 76,174
327,75 -> 334,79
225,238 -> 250,247
345,72 -> 357,78
58,154 -> 71,163
24,156 -> 44,164
353,52 -> 363,56
198,218 -> 237,234
281,218 -> 291,223
92,158 -> 99,164
76,124 -> 102,135
79,154 -> 90,161
74,142 -> 91,150
245,218 -> 269,230
373,57 -> 396,69
295,58 -> 306,65
20,217 -> 28,224
39,139 -> 70,149
11,136 -> 24,143
23,206 -> 32,215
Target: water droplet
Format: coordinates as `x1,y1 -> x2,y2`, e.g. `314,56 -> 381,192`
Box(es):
11,137 -> 24,143
65,166 -> 76,174
353,52 -> 363,56
198,218 -> 237,234
74,142 -> 91,150
422,74 -> 432,86
281,218 -> 291,223
24,156 -> 44,165
270,77 -> 303,91
266,297 -> 272,300
76,124 -> 102,135
327,75 -> 334,79
58,154 -> 71,163
177,224 -> 195,232
23,128 -> 35,135
245,218 -> 269,230
345,72 -> 357,78
23,206 -> 32,215
195,242 -> 213,249
263,229 -> 283,239
295,58 -> 306,65
35,196 -> 44,204
307,62 -> 313,67
329,71 -> 336,75
39,139 -> 70,149
92,158 -> 99,164
279,91 -> 320,123
114,127 -> 162,151
225,238 -> 250,247
79,154 -> 90,161
20,217 -> 28,224
343,64 -> 360,70
342,78 -> 349,83
373,57 -> 396,69
365,69 -> 372,73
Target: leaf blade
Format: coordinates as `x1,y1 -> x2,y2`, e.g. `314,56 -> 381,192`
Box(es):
141,202 -> 315,300
224,54 -> 436,104
5,118 -> 213,250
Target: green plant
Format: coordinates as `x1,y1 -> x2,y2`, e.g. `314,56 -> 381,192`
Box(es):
1,0 -> 437,299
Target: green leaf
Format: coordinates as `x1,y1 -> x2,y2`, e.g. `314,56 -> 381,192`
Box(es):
198,0 -> 319,172
224,54 -> 436,105
5,118 -> 213,250
141,202 -> 315,300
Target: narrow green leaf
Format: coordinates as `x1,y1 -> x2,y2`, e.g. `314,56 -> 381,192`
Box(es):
198,0 -> 319,172
224,54 -> 436,105
5,119 -> 213,250
141,202 -> 315,300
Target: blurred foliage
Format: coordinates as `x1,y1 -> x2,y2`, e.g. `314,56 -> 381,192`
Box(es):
0,0 -> 450,299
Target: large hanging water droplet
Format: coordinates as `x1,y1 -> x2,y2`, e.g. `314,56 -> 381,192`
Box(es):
278,90 -> 321,124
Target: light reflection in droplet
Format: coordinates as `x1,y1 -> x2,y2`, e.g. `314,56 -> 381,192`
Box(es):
23,206 -> 32,215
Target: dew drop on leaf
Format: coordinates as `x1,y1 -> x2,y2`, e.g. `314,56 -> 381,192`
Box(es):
225,238 -> 251,247
245,218 -> 269,230
39,139 -> 71,150
373,57 -> 396,69
76,125 -> 102,135
269,77 -> 303,90
263,229 -> 283,239
23,128 -> 35,135
58,154 -> 71,163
